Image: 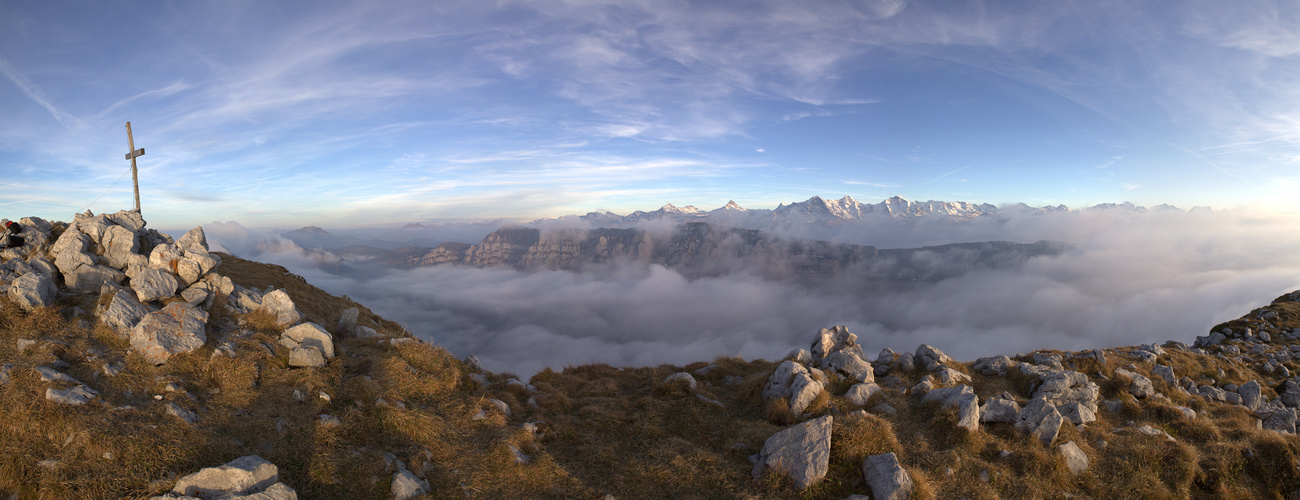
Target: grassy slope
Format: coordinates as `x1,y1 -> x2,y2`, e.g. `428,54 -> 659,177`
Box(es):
0,254 -> 1298,498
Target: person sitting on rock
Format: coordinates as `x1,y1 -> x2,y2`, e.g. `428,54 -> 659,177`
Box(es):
0,219 -> 24,249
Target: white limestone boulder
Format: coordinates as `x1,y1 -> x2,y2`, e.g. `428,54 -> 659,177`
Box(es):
9,272 -> 57,311
1058,441 -> 1089,474
752,415 -> 832,490
100,288 -> 153,338
845,383 -> 883,407
162,455 -> 296,500
260,290 -> 302,327
1015,397 -> 1066,446
131,303 -> 208,365
133,267 -> 179,303
862,452 -> 913,500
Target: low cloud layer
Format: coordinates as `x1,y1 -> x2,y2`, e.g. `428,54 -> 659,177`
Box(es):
205,209 -> 1300,376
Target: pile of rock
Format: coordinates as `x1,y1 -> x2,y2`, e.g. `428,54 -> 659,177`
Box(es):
764,326 -> 879,419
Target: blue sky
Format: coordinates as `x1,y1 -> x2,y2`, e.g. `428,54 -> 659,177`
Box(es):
3,0 -> 1300,228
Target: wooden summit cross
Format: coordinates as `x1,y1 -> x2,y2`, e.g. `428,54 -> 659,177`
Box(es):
124,122 -> 144,214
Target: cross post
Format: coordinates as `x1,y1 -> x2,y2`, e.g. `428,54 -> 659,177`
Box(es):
124,122 -> 144,214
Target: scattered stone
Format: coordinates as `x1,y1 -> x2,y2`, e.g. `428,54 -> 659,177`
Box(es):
871,403 -> 898,416
785,348 -> 812,365
45,385 -> 99,405
131,303 -> 209,365
260,290 -> 303,327
845,383 -> 882,406
862,452 -> 913,500
160,455 -> 294,500
1015,398 -> 1065,446
1133,425 -> 1176,441
980,397 -> 1021,423
16,339 -> 35,352
915,344 -> 951,371
1240,381 -> 1263,411
752,415 -> 833,490
1113,368 -> 1155,398
166,402 -> 199,425
923,385 -> 980,431
1058,402 -> 1097,425
100,289 -> 153,339
338,307 -> 359,335
1058,441 -> 1089,474
973,355 -> 1015,376
133,267 -> 180,303
9,272 -> 57,311
392,468 -> 430,500
318,414 -> 342,428
934,365 -> 971,386
664,372 -> 698,391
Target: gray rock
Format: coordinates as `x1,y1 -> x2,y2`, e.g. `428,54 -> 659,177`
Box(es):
876,348 -> 896,365
915,344 -> 950,371
1058,441 -> 1089,474
1033,370 -> 1100,415
845,383 -> 882,406
0,363 -> 12,386
100,225 -> 140,269
809,326 -> 861,365
9,272 -> 57,311
288,346 -> 326,368
45,385 -> 99,405
1113,368 -> 1154,398
133,267 -> 180,303
895,352 -> 915,372
260,290 -> 302,327
1281,381 -> 1300,408
168,455 -> 288,498
1015,398 -> 1065,446
764,360 -> 809,400
788,373 -> 824,417
1152,365 -> 1177,386
35,366 -> 81,384
1058,402 -> 1097,425
100,289 -> 152,338
1240,381 -> 1263,411
280,322 -> 335,359
934,366 -> 971,386
338,307 -> 359,335
980,397 -> 1021,423
166,402 -> 200,425
1134,425 -> 1176,441
785,348 -> 812,365
392,468 -> 430,500
753,415 -> 833,490
131,303 -> 209,365
923,385 -> 980,431
862,452 -> 913,500
1261,408 -> 1298,434
824,350 -> 874,383
973,355 -> 1015,375
664,372 -> 697,391
872,403 -> 898,416
1033,353 -> 1064,369
180,286 -> 210,308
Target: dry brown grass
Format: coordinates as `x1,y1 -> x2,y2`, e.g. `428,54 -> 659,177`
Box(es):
213,253 -> 404,337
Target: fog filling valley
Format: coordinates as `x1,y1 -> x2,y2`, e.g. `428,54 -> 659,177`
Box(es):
202,209 -> 1300,375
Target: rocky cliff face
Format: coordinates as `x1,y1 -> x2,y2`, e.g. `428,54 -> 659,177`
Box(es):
391,222 -> 1060,285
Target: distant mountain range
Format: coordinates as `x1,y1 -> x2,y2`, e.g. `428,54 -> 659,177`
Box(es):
530,195 -> 1192,229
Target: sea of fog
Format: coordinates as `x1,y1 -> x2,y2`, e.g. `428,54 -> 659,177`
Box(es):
200,209 -> 1300,376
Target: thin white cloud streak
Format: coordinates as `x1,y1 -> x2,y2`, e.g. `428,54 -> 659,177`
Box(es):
0,57 -> 86,129
208,209 -> 1300,376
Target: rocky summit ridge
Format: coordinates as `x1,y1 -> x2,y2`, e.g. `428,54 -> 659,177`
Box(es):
0,210 -> 1299,498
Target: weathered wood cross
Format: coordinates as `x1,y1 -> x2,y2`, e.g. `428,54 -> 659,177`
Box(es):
124,122 -> 144,214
